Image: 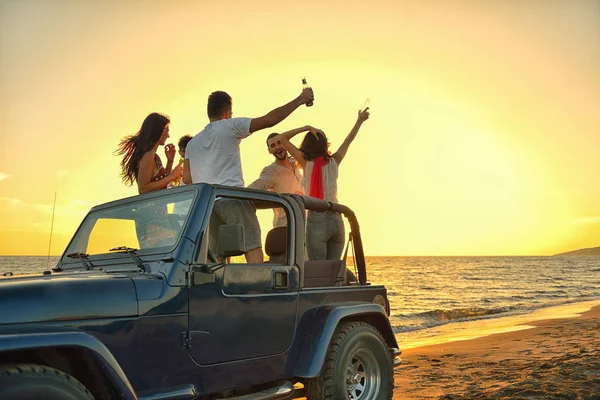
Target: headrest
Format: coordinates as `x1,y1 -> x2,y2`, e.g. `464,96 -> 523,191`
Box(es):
265,226 -> 287,257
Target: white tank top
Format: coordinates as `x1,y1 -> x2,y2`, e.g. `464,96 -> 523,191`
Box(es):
303,158 -> 339,203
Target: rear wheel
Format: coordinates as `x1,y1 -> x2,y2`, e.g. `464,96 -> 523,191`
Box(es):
0,364 -> 94,400
306,321 -> 393,400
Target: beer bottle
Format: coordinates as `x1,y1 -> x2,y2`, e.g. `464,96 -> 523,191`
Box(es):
302,77 -> 313,107
171,158 -> 185,186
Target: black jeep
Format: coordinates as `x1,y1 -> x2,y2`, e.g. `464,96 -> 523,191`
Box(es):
0,184 -> 401,400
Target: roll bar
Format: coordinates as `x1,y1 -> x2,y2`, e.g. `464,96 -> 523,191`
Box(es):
291,195 -> 367,285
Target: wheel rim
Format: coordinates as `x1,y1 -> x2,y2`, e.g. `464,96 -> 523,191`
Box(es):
345,348 -> 381,399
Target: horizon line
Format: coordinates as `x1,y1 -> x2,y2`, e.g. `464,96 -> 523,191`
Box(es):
0,253 -> 589,258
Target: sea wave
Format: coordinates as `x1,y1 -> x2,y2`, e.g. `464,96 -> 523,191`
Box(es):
390,297 -> 600,334
396,305 -> 513,324
391,306 -> 518,333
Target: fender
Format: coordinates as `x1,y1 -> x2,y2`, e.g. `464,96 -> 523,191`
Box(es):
0,326 -> 137,400
285,303 -> 398,378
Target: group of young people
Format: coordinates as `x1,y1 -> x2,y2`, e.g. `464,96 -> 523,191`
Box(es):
117,86 -> 369,263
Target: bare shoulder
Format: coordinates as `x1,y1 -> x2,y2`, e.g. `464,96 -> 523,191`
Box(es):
140,150 -> 156,165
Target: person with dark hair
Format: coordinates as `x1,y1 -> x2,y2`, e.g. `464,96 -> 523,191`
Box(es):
279,108 -> 370,260
247,128 -> 317,227
178,134 -> 193,158
116,112 -> 182,194
182,87 -> 314,264
165,134 -> 195,216
169,134 -> 194,188
116,113 -> 184,249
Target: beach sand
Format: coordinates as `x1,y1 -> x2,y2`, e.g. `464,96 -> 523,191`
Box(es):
393,303 -> 600,399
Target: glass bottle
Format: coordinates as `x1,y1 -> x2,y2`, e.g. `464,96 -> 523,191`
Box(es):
302,77 -> 313,107
171,158 -> 185,186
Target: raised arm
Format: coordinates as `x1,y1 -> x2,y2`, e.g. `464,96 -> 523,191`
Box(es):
137,152 -> 182,194
163,143 -> 176,173
332,108 -> 370,165
278,125 -> 320,169
249,88 -> 314,133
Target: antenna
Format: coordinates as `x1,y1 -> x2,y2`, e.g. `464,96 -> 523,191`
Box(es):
47,192 -> 57,269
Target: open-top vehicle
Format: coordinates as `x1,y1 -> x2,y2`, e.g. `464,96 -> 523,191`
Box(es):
0,184 -> 400,399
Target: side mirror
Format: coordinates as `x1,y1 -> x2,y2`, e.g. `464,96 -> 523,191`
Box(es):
217,224 -> 245,258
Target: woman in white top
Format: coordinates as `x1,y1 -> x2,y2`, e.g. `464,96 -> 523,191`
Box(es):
280,108 -> 370,260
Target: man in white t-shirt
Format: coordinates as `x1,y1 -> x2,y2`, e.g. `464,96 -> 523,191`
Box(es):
183,88 -> 314,263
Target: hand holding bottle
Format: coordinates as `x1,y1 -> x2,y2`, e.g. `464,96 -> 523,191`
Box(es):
169,163 -> 183,185
301,77 -> 314,107
357,107 -> 370,122
171,158 -> 185,186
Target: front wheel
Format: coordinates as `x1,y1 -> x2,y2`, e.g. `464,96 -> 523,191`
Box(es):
306,321 -> 394,400
0,364 -> 94,400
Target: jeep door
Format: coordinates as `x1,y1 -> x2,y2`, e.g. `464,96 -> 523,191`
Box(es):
188,191 -> 299,365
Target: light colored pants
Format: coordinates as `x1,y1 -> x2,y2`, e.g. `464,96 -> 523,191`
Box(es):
306,211 -> 345,261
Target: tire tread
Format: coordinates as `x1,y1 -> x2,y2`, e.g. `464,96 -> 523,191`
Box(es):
0,363 -> 94,400
306,321 -> 392,400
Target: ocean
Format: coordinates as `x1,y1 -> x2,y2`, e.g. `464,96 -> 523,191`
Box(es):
2,255 -> 599,347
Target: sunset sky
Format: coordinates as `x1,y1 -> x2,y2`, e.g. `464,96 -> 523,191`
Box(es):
1,0 -> 598,256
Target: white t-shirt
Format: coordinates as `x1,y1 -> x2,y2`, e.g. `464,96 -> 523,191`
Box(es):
186,118 -> 252,187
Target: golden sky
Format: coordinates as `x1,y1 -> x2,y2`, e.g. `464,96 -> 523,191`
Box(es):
1,0 -> 598,256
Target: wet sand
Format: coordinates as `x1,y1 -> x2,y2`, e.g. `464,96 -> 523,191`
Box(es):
393,303 -> 600,399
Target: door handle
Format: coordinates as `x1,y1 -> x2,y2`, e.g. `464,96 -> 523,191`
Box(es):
271,268 -> 289,290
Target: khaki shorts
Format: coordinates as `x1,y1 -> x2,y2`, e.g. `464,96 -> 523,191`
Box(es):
209,199 -> 262,253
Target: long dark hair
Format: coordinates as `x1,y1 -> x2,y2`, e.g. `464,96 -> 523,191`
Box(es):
299,131 -> 331,161
116,112 -> 170,186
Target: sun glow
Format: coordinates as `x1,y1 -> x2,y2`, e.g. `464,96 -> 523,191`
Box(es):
0,0 -> 598,256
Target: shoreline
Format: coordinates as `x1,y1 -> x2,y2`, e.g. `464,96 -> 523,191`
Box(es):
395,299 -> 600,350
393,302 -> 600,399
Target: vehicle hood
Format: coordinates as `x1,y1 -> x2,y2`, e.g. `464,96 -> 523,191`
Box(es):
0,271 -> 138,325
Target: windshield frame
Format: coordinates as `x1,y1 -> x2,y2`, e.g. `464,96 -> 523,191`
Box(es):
58,187 -> 198,268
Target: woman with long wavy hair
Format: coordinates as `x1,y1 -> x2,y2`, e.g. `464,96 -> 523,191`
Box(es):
116,112 -> 182,194
279,107 -> 370,260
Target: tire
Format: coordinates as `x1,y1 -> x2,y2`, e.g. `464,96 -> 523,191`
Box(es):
306,321 -> 393,400
0,364 -> 94,400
